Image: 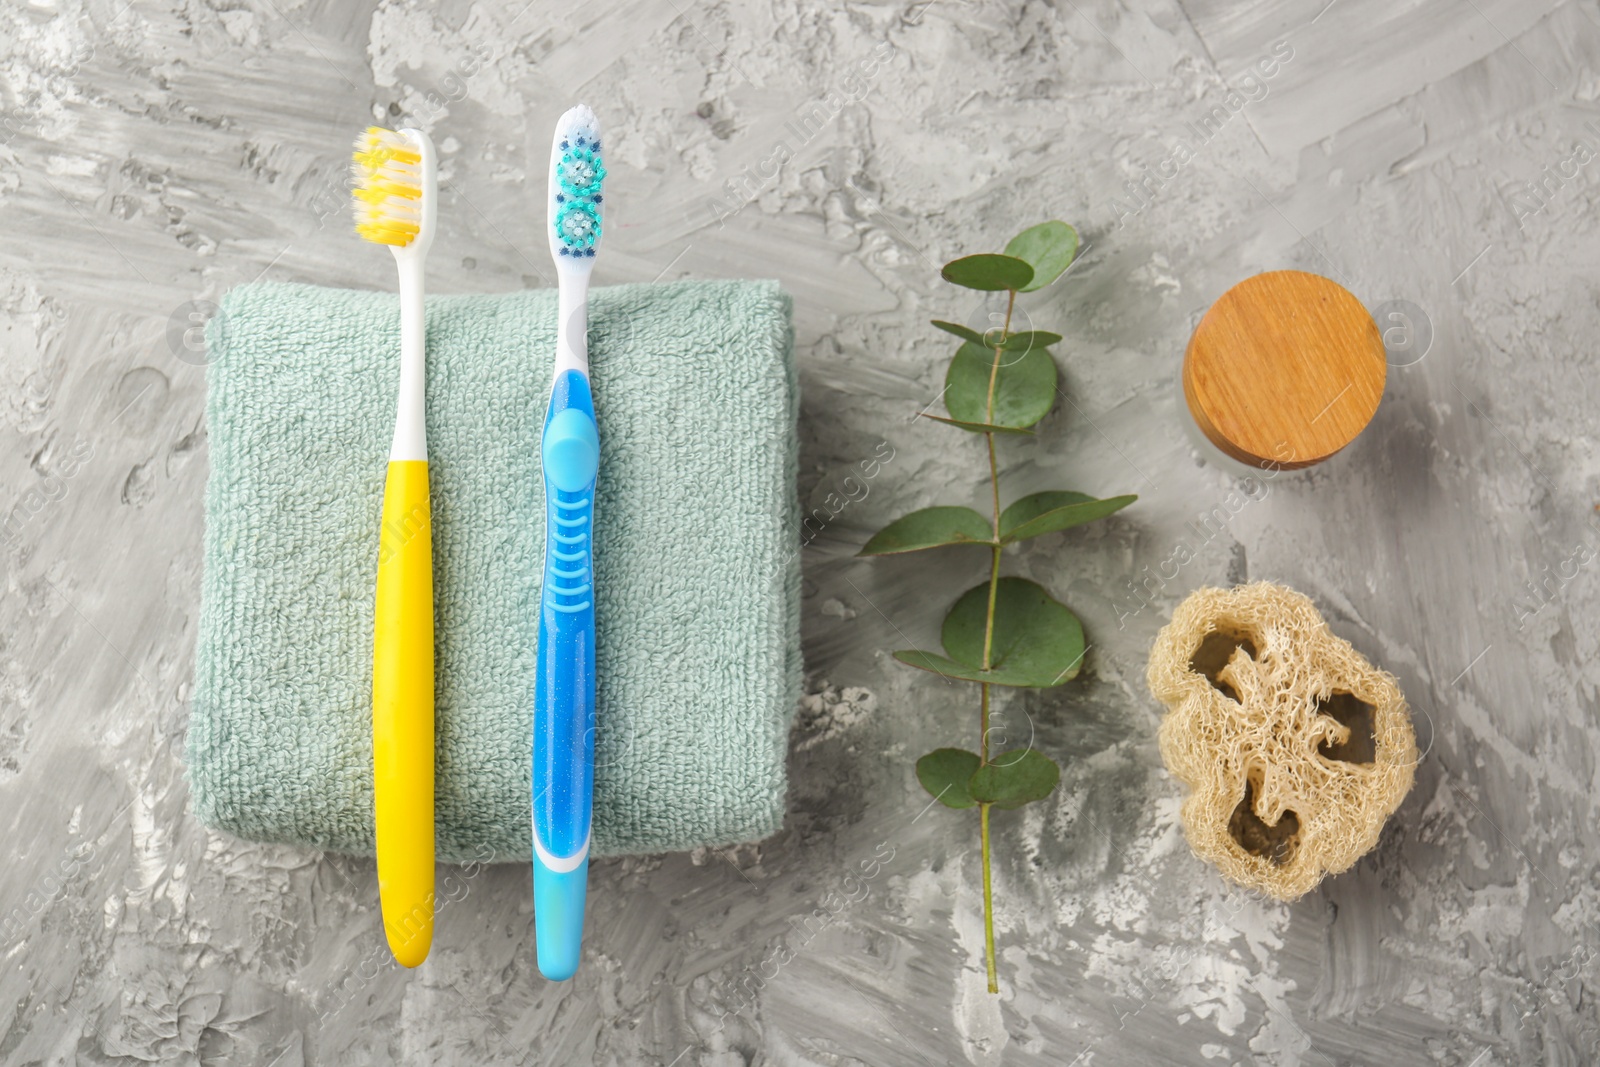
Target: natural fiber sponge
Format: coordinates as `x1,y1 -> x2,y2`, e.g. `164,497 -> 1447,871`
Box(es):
1148,582 -> 1417,900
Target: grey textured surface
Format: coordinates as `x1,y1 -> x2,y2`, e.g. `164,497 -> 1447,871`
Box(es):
1,0 -> 1598,1063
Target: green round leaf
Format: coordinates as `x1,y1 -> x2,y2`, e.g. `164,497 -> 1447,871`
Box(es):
1003,491 -> 1092,529
931,320 -> 987,345
944,341 -> 1058,429
938,577 -> 1086,687
859,506 -> 993,556
1000,330 -> 1064,352
1000,492 -> 1138,544
918,414 -> 1034,436
916,748 -> 981,809
969,748 -> 1060,809
892,649 -> 974,682
1004,221 -> 1079,292
941,254 -> 1034,292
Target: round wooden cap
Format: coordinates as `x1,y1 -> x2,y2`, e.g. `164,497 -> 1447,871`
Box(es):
1183,271 -> 1385,470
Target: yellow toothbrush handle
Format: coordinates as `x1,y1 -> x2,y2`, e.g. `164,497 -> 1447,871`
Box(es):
372,459 -> 434,967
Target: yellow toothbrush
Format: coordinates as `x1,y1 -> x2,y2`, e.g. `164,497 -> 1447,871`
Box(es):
352,126 -> 437,968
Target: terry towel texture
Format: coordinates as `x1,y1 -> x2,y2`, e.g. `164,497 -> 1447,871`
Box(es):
190,279 -> 800,863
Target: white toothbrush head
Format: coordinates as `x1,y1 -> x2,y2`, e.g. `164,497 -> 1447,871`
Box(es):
352,126 -> 436,258
547,104 -> 606,268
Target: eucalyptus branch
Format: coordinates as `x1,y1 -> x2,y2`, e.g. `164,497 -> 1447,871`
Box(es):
859,221 -> 1138,993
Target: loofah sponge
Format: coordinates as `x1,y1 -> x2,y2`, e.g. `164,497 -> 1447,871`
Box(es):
1148,582 -> 1416,900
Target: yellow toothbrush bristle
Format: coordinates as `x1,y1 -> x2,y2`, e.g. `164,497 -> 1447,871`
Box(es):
352,127 -> 423,247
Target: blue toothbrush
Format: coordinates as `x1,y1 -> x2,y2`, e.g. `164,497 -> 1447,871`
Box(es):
533,103 -> 606,982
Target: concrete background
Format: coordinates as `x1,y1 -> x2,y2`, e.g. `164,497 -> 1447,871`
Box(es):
2,0 -> 1599,1062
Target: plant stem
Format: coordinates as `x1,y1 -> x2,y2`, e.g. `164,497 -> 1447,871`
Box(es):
983,289 -> 1015,424
977,287 -> 1016,997
978,289 -> 1014,670
981,801 -> 997,993
980,683 -> 989,760
981,449 -> 1001,672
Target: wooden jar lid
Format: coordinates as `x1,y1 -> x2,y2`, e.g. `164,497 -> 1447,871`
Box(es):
1183,271 -> 1385,470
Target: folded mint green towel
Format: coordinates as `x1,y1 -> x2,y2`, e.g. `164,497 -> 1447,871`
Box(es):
189,279 -> 799,863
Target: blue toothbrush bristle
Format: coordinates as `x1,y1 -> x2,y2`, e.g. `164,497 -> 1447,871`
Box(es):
553,129 -> 605,255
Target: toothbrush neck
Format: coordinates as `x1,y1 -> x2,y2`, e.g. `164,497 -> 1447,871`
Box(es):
554,266 -> 591,379
390,252 -> 428,461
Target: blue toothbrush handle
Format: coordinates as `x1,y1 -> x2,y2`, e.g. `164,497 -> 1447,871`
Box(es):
533,368 -> 599,982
